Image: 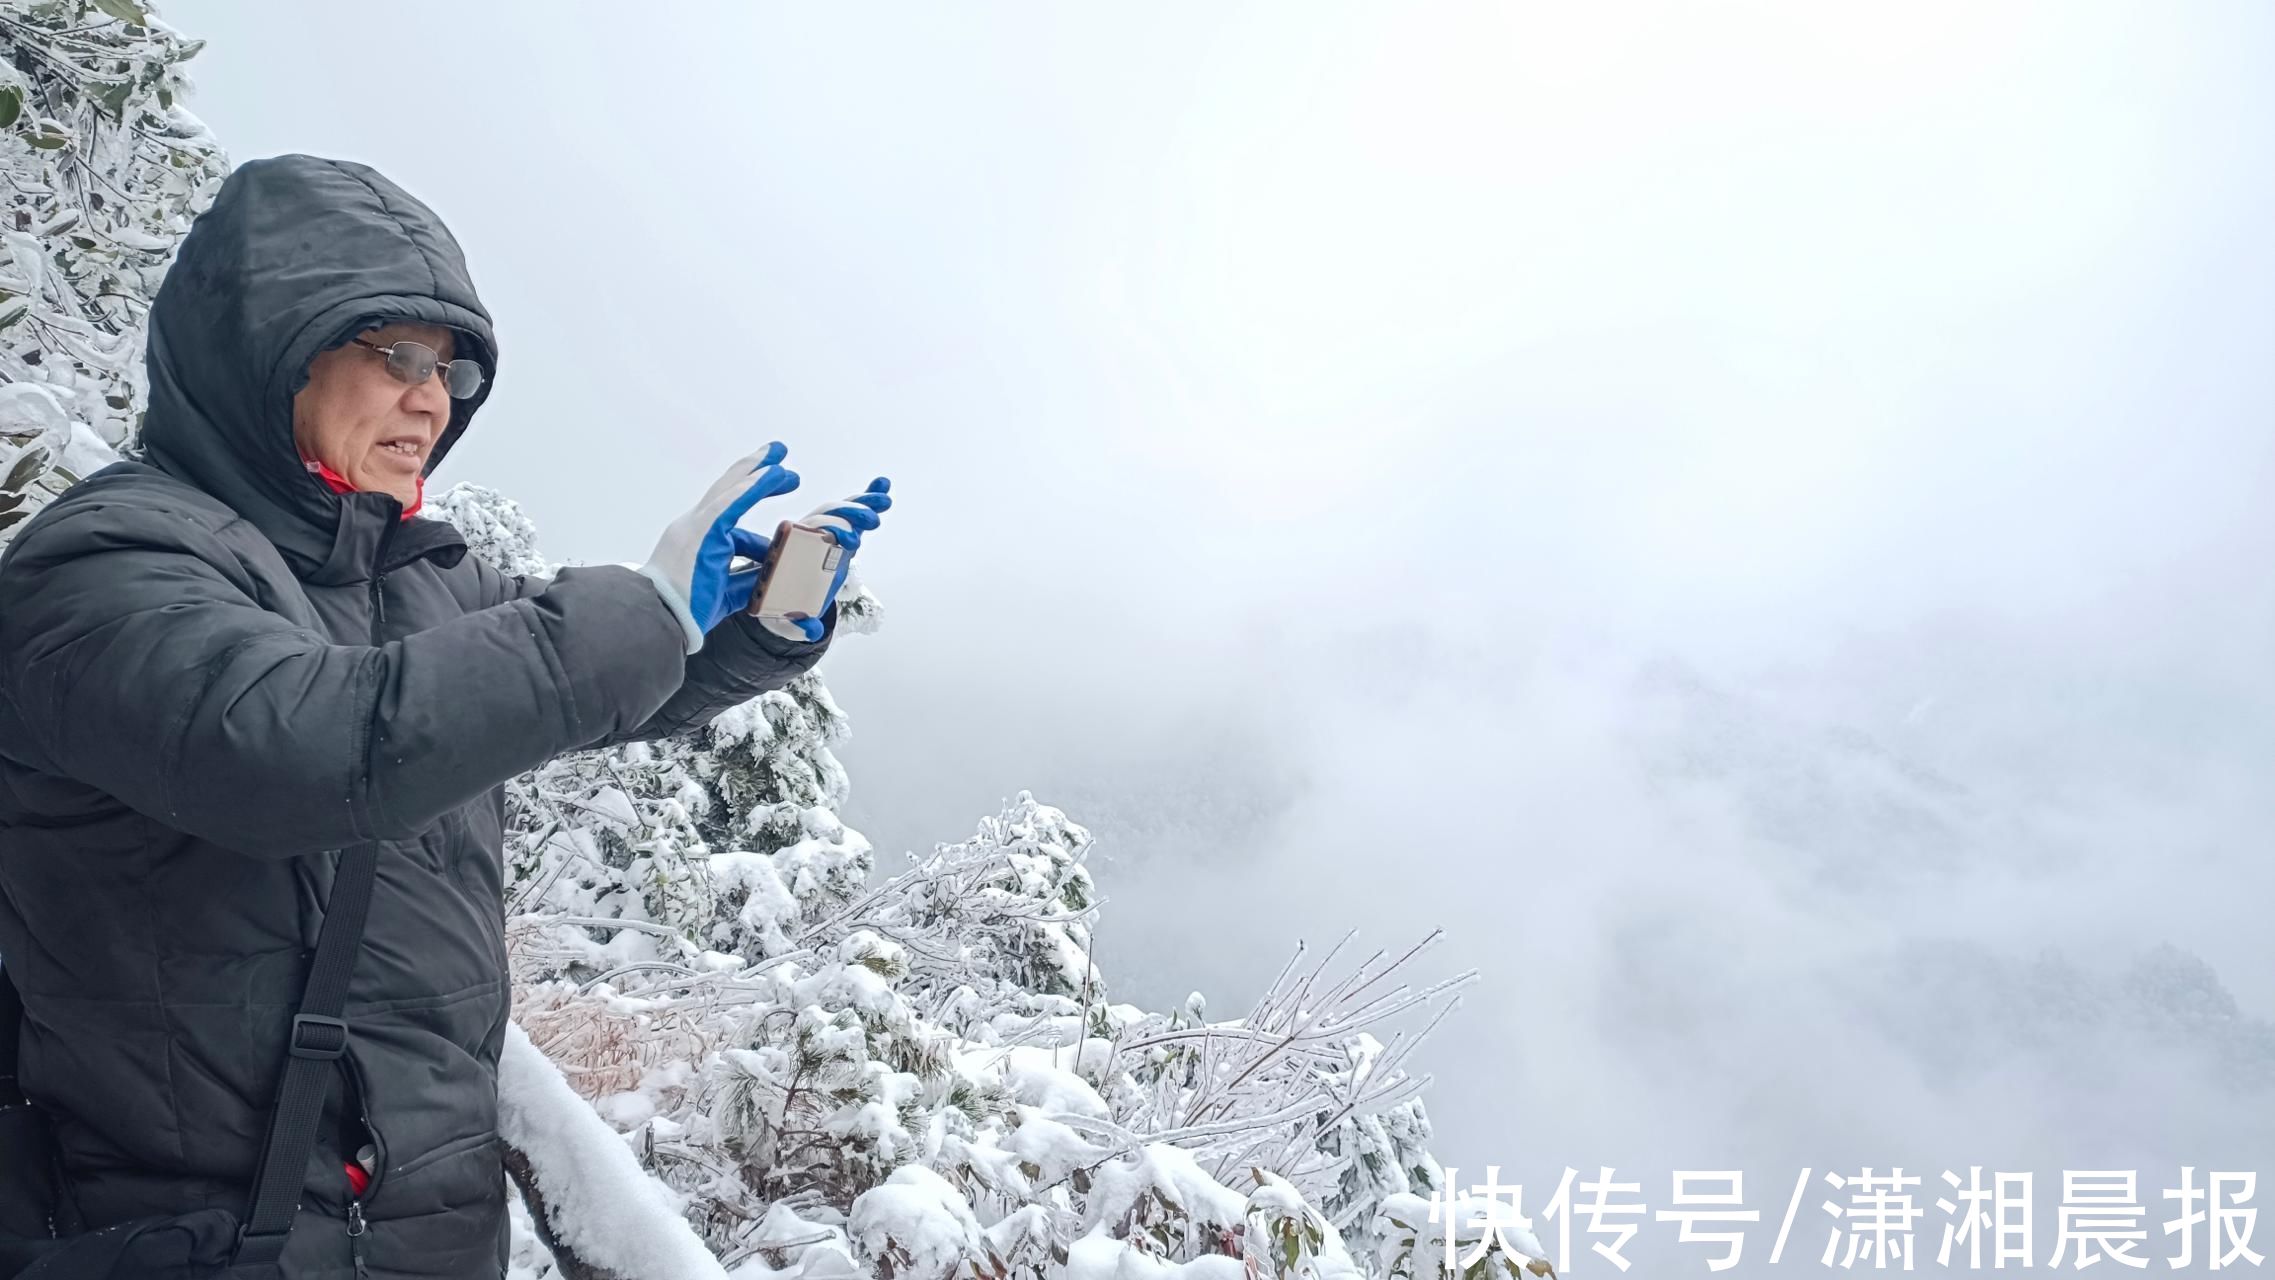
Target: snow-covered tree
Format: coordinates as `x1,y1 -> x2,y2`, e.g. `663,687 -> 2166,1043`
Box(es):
439,483 -> 1483,1280
425,481 -> 547,578
0,0 -> 225,545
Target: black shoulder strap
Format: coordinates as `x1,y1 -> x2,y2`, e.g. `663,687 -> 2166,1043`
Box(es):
0,958 -> 26,1108
232,842 -> 380,1267
0,956 -> 66,1247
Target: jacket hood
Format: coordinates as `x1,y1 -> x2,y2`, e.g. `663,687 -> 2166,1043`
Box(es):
139,154 -> 497,581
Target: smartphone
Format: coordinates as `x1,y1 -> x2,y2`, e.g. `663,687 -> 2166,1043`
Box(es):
745,520 -> 842,625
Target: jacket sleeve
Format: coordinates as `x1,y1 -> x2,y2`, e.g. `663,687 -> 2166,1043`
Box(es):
0,501 -> 691,858
464,552 -> 834,749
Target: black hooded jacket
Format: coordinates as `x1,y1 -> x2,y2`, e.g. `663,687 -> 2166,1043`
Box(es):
0,155 -> 830,1277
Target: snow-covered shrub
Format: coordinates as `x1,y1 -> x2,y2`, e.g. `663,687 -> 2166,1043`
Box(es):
424,481 -> 547,577
0,0 -> 226,546
448,485 -> 1477,1280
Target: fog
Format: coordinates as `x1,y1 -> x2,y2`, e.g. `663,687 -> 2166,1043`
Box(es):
172,2 -> 2274,1265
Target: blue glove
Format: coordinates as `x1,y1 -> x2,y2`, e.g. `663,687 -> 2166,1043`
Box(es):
636,443 -> 801,652
750,477 -> 892,644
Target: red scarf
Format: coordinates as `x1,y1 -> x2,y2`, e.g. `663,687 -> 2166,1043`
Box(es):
304,457 -> 423,520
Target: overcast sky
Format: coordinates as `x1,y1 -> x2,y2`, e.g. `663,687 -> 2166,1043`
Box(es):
170,3 -> 2273,1266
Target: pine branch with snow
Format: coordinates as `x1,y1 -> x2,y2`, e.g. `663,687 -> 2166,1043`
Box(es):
424,481 -> 549,578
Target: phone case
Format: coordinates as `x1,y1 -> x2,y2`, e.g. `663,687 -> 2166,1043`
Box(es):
746,520 -> 842,622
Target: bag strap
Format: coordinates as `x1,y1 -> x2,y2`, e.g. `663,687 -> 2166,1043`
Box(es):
232,842 -> 380,1268
0,958 -> 26,1107
2,958 -> 81,1243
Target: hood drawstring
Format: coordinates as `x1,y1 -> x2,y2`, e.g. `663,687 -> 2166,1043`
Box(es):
302,456 -> 424,521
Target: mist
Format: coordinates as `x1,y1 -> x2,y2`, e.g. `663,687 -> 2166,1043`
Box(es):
171,1 -> 2275,1266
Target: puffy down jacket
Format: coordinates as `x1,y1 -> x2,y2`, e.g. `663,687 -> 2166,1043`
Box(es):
0,154 -> 832,1278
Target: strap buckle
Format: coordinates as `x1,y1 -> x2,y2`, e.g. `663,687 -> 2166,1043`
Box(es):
288,1013 -> 349,1061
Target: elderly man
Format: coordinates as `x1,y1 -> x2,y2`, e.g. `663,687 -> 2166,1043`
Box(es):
0,155 -> 887,1277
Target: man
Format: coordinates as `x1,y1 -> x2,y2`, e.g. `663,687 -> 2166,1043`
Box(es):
0,155 -> 888,1276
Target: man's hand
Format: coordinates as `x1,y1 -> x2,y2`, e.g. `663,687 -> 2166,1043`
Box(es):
749,477 -> 892,644
636,443 -> 801,653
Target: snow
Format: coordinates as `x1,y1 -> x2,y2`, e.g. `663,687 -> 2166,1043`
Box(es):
0,383 -> 72,458
59,421 -> 119,478
595,1088 -> 658,1129
1065,1235 -> 1247,1280
999,1109 -> 1104,1187
791,956 -> 901,1019
953,1043 -> 1112,1119
1082,1144 -> 1251,1237
847,1165 -> 989,1280
498,1020 -> 730,1280
749,1201 -> 852,1259
696,850 -> 800,956
586,785 -> 639,827
709,699 -> 779,748
725,1203 -> 860,1280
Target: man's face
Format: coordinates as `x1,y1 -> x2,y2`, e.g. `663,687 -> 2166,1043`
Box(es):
290,321 -> 457,506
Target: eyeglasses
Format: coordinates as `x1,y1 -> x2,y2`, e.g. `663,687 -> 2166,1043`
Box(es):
351,336 -> 486,399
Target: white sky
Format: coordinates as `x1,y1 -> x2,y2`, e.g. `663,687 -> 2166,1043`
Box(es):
171,2 -> 2274,1255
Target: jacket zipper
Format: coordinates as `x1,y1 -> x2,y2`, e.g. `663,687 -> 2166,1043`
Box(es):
352,510 -> 394,1274
345,1073 -> 388,1275
369,516 -> 395,636
347,1196 -> 370,1278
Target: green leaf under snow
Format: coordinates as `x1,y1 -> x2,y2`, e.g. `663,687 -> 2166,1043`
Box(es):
3,446 -> 47,492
